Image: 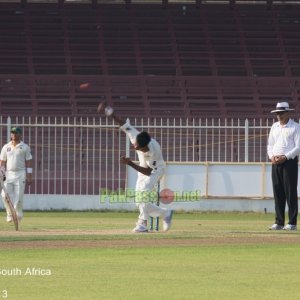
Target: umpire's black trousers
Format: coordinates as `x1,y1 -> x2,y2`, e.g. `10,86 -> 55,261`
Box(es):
272,157 -> 298,226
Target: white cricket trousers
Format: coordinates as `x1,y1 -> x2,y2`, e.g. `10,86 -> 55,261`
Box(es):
137,202 -> 169,221
135,168 -> 169,221
2,171 -> 26,219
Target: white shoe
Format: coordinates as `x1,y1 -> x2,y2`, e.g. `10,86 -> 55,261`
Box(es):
269,223 -> 284,230
163,210 -> 173,231
6,215 -> 12,223
283,224 -> 297,231
132,224 -> 148,233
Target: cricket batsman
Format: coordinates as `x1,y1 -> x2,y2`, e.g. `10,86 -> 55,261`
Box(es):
0,127 -> 33,222
97,102 -> 173,233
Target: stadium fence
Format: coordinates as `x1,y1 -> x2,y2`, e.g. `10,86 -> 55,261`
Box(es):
0,116 -> 277,195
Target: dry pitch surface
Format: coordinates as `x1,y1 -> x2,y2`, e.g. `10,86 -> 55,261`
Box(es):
1,211 -> 300,249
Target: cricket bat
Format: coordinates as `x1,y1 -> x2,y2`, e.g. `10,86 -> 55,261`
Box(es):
0,177 -> 18,231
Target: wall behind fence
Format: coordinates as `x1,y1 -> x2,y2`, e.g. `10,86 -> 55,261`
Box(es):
127,162 -> 275,200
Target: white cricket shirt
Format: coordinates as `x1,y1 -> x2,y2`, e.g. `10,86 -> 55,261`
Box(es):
120,119 -> 166,170
0,141 -> 32,172
267,119 -> 300,160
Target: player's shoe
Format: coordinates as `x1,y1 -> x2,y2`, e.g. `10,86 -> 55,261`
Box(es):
6,215 -> 12,223
283,224 -> 297,231
132,223 -> 148,233
163,210 -> 173,231
269,223 -> 284,230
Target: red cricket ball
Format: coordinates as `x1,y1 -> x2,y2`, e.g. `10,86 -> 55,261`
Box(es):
79,83 -> 90,89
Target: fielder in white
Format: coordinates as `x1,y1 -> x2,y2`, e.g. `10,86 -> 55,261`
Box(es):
97,102 -> 173,233
0,127 -> 32,222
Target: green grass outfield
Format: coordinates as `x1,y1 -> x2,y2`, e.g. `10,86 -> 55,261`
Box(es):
1,211 -> 300,300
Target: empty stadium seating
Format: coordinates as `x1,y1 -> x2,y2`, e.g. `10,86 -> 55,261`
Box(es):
0,1 -> 299,118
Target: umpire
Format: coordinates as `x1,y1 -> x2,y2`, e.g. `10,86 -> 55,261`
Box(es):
267,102 -> 300,231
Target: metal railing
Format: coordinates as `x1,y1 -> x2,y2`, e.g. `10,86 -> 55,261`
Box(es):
0,116 -> 276,195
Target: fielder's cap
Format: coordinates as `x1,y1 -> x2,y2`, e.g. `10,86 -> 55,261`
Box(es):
270,102 -> 295,113
11,127 -> 22,134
